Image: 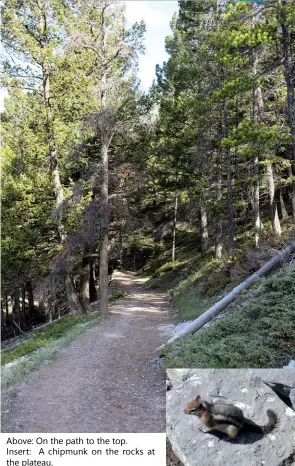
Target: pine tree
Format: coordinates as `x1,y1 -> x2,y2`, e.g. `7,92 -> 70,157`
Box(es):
66,0 -> 145,316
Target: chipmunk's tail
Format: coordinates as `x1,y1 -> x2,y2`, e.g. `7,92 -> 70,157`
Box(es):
244,409 -> 278,434
261,409 -> 278,434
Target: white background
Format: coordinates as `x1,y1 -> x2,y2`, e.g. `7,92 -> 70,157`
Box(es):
1,433 -> 166,466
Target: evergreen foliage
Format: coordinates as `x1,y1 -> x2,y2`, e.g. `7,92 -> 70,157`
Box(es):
1,0 -> 294,351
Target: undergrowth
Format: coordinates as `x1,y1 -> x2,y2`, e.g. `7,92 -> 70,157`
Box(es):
1,313 -> 101,389
147,254 -> 233,320
146,230 -> 295,322
1,287 -> 132,389
160,264 -> 295,368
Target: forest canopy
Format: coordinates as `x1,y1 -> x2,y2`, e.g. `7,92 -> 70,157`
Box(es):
1,0 -> 295,340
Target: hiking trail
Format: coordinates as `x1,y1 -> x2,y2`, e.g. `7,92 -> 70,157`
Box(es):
2,271 -> 172,433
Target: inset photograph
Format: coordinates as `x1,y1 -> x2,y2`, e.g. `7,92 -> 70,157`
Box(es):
166,369 -> 295,466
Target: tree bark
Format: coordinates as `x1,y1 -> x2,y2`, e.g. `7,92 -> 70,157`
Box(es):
215,150 -> 223,259
172,194 -> 178,262
280,0 -> 295,218
26,281 -> 34,324
99,155 -> 109,314
5,292 -> 9,322
89,261 -> 97,302
13,290 -> 21,334
287,165 -> 295,216
99,231 -> 109,317
267,164 -> 281,235
252,48 -> 263,246
99,7 -> 110,317
200,202 -> 209,253
80,258 -> 90,311
43,67 -> 64,211
279,191 -> 288,218
65,274 -> 84,316
161,240 -> 295,346
119,229 -> 124,267
1,299 -> 5,327
21,285 -> 26,328
223,100 -> 235,254
253,153 -> 261,247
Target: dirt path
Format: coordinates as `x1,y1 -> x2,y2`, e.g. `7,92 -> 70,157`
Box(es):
2,271 -> 172,433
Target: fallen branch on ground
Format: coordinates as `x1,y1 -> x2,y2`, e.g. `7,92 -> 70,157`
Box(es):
159,240 -> 295,349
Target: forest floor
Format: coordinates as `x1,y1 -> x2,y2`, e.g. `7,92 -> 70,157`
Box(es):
1,271 -> 172,433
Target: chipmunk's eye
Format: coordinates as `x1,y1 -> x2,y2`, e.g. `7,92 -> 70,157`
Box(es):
189,408 -> 197,413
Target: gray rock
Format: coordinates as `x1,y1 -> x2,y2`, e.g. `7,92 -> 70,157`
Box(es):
249,369 -> 295,411
167,369 -> 295,466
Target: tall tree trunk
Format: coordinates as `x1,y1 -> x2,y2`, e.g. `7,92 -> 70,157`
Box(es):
80,258 -> 90,311
287,165 -> 295,216
89,261 -> 97,302
40,27 -> 83,315
215,150 -> 223,259
43,68 -> 64,211
253,153 -> 261,247
65,275 -> 84,316
26,281 -> 34,324
99,10 -> 110,317
223,100 -> 235,254
252,49 -> 264,246
279,191 -> 288,218
13,290 -> 21,334
280,0 -> 295,218
5,292 -> 9,322
200,202 -> 209,253
172,194 -> 178,262
1,299 -> 5,327
267,164 -> 281,236
99,138 -> 109,316
21,285 -> 26,328
118,229 -> 124,267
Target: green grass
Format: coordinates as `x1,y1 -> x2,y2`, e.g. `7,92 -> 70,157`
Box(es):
141,228 -> 295,367
147,253 -> 232,321
160,265 -> 295,368
1,313 -> 101,388
171,282 -> 218,322
1,289 -> 132,389
168,257 -> 232,321
109,291 -> 129,301
2,314 -> 101,366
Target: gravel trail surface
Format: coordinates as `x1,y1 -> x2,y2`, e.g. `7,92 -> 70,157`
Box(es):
2,271 -> 171,433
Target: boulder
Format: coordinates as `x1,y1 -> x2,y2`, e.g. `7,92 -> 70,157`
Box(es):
166,368 -> 295,466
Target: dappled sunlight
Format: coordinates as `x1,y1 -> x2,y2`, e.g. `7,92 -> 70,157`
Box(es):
103,332 -> 125,339
107,271 -> 168,319
111,308 -> 164,315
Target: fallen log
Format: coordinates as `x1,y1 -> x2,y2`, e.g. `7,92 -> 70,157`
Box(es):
161,240 -> 295,347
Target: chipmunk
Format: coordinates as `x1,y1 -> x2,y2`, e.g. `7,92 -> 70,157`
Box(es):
184,395 -> 278,438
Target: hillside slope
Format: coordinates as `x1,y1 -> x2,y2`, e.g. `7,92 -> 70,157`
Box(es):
160,264 -> 295,368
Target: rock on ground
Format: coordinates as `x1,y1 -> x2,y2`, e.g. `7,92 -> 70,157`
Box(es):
166,368 -> 295,466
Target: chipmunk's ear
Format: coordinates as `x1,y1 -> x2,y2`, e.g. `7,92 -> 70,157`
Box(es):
195,395 -> 201,401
